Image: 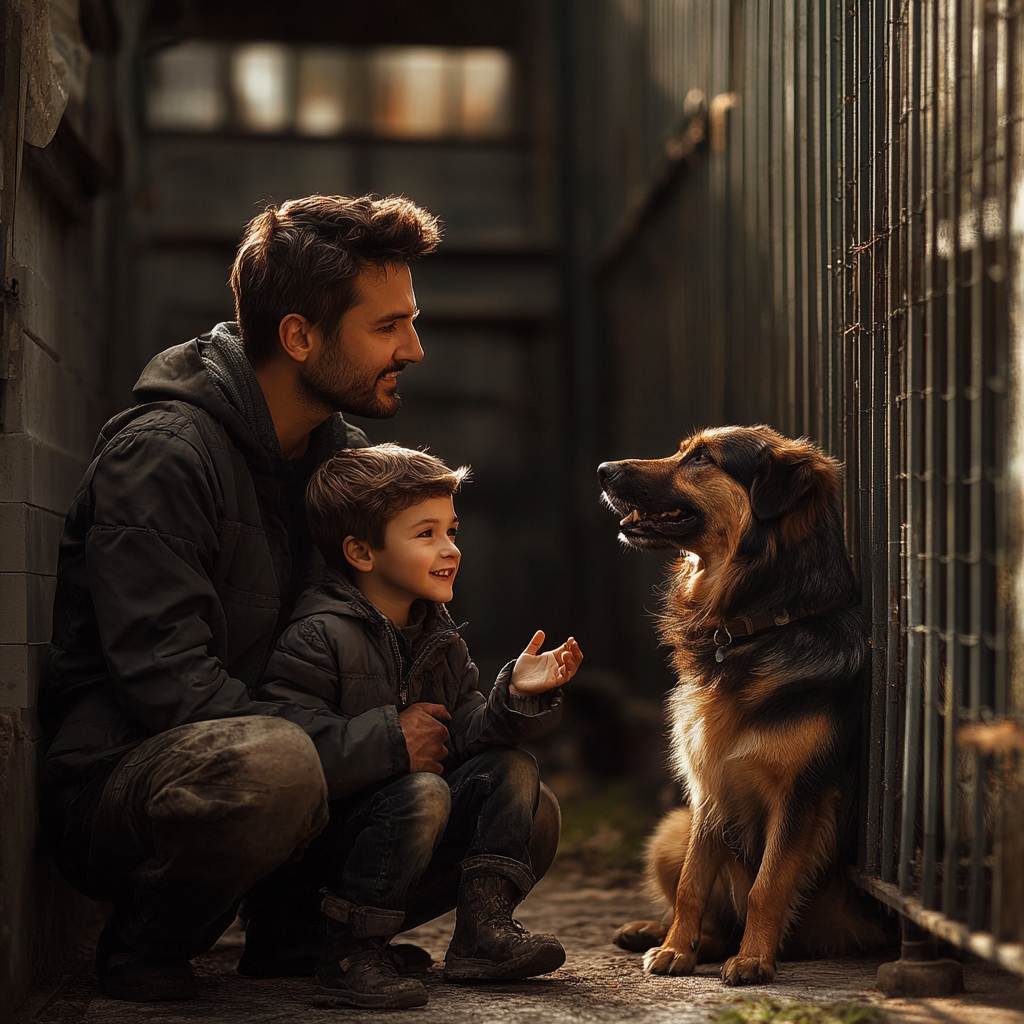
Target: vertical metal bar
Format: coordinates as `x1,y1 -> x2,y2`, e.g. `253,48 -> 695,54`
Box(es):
772,0 -> 789,428
921,0 -> 945,913
1003,0 -> 1024,949
983,0 -> 1007,937
839,0 -> 872,873
879,0 -> 907,896
813,0 -> 831,450
759,0 -> 773,422
990,0 -> 1010,726
943,0 -> 967,922
708,0 -> 730,422
901,0 -> 928,901
743,0 -> 760,425
855,0 -> 885,879
966,0 -> 988,934
796,0 -> 811,437
872,0 -> 901,890
835,0 -> 853,494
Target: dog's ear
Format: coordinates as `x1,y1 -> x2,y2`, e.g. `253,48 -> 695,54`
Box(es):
750,441 -> 838,546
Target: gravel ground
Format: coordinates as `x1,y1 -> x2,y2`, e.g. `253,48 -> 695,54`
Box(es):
15,870 -> 1024,1024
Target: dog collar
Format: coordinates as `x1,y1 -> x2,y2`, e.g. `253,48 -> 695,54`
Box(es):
712,605 -> 843,662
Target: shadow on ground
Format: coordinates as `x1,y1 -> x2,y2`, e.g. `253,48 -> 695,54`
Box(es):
14,869 -> 1024,1024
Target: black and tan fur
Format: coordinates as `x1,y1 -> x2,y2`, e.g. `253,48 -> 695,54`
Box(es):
598,425 -> 884,986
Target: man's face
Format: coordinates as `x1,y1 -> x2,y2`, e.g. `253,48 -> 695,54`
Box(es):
300,262 -> 423,419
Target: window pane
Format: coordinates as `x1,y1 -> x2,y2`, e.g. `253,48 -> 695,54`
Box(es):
147,41 -> 226,132
371,46 -> 459,139
459,48 -> 514,138
296,47 -> 362,136
232,43 -> 292,133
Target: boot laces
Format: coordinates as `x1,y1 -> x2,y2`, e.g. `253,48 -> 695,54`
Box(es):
337,948 -> 401,976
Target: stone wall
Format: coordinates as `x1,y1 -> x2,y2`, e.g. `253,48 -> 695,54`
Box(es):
0,0 -> 125,1013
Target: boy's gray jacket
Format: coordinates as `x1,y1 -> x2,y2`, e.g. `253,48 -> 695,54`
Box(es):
38,328 -> 373,835
259,570 -> 563,796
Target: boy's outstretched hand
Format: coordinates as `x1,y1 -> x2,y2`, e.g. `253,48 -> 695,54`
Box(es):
509,631 -> 583,696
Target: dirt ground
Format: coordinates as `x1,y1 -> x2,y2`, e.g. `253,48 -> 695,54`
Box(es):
14,868 -> 1024,1024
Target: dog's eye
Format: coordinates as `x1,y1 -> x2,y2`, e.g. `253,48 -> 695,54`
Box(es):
690,451 -> 713,466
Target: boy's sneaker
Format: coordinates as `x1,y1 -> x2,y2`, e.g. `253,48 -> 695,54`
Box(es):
443,874 -> 566,982
313,937 -> 429,1009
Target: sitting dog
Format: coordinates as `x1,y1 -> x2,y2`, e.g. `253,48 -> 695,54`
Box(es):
598,425 -> 884,985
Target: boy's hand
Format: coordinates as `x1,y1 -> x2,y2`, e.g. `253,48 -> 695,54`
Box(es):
510,631 -> 583,697
398,703 -> 452,775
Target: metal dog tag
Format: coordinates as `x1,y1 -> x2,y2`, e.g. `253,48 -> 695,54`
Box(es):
715,648 -> 725,663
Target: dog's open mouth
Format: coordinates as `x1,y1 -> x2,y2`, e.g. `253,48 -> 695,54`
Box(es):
618,506 -> 697,536
606,500 -> 698,544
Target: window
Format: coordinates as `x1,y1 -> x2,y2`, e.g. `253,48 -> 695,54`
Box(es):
232,44 -> 292,133
146,41 -> 226,132
146,42 -> 515,140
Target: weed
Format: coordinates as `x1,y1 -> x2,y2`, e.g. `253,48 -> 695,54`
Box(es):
709,994 -> 886,1024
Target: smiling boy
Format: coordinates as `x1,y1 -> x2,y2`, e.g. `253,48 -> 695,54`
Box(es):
258,443 -> 582,1009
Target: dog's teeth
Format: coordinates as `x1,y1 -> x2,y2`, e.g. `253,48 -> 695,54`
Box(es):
620,509 -> 642,526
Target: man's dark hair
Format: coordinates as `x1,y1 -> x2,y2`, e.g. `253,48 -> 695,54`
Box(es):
231,194 -> 442,366
307,443 -> 471,568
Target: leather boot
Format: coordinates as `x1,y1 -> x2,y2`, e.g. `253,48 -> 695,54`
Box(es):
313,889 -> 429,1010
443,874 -> 565,982
313,932 -> 429,1008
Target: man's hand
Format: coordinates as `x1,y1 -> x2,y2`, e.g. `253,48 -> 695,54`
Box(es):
510,631 -> 583,696
397,702 -> 452,774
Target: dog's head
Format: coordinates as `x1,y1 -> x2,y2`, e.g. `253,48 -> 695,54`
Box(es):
598,425 -> 840,559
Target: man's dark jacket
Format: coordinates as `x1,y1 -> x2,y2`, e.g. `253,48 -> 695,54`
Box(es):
38,327 -> 376,884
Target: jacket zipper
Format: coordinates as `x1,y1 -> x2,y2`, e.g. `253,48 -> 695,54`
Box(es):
384,622 -> 458,709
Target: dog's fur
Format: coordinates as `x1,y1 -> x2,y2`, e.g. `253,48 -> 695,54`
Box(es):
599,425 -> 884,986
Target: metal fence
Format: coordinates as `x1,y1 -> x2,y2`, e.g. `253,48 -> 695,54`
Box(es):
562,0 -> 1024,971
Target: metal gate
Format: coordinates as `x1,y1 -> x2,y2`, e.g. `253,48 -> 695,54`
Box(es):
562,0 -> 1024,971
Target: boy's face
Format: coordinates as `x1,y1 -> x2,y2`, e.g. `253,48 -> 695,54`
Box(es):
368,494 -> 461,608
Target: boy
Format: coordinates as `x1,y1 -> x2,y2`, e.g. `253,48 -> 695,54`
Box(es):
258,443 -> 582,1009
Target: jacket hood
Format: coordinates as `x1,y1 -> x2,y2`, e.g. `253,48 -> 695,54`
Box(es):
127,324 -> 355,467
132,332 -> 261,452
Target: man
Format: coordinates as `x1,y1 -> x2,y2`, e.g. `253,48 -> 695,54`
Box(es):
38,195 -> 560,1005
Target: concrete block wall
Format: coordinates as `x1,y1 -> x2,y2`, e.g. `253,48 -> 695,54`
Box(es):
0,0 -> 127,1006
0,166 -> 119,1016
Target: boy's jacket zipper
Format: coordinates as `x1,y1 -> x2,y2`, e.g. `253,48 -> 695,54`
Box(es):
378,613 -> 462,709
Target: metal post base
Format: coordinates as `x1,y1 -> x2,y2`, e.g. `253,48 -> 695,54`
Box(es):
876,920 -> 965,997
876,958 -> 965,997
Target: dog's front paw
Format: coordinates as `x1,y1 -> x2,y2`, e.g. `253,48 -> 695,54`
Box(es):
643,945 -> 696,975
614,919 -> 668,952
721,954 -> 776,986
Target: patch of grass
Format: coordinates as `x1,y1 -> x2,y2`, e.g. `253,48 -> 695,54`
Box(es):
709,995 -> 886,1024
552,780 -> 661,875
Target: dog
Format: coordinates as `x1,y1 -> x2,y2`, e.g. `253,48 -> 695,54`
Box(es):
598,425 -> 885,986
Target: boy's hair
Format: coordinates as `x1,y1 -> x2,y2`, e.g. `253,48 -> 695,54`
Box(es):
307,443 -> 471,566
231,194 -> 442,366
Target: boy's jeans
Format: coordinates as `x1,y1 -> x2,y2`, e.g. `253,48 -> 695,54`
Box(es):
243,747 -> 559,952
323,746 -> 541,937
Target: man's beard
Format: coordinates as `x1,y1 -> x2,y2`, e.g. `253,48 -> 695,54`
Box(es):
298,341 -> 403,420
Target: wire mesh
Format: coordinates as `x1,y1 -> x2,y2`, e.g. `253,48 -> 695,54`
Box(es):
566,0 -> 1024,967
